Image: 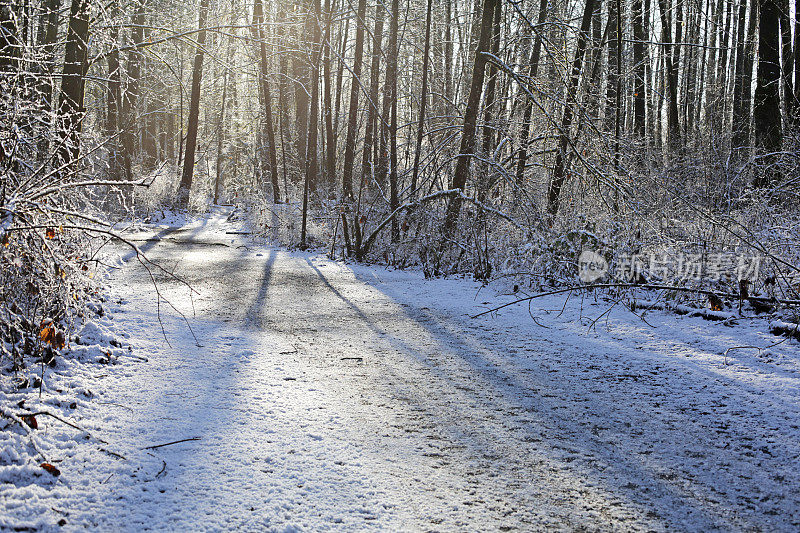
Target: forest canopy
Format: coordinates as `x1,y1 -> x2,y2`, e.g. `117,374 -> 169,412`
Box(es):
1,0 -> 799,304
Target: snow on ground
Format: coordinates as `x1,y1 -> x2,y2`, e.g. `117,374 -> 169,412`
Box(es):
2,206 -> 800,531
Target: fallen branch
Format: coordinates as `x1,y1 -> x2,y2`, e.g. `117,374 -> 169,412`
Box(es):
770,321 -> 800,340
470,283 -> 800,318
28,410 -> 107,443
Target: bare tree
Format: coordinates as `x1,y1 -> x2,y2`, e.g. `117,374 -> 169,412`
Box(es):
441,0 -> 498,239
252,0 -> 280,203
753,0 -> 783,186
56,0 -> 91,172
177,0 -> 210,206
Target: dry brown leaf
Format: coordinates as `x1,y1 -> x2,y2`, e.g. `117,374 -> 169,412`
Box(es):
40,463 -> 61,476
21,415 -> 38,429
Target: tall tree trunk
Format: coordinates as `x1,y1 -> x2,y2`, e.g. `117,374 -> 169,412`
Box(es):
340,0 -> 367,199
361,1 -> 385,187
386,0 -> 400,242
683,0 -> 699,135
605,0 -> 620,132
611,0 -> 623,183
106,9 -> 122,178
306,0 -> 321,195
140,23 -> 158,167
587,0 -> 603,120
632,0 -> 648,136
177,0 -> 210,205
376,6 -> 395,187
441,0 -> 498,239
120,0 -> 146,182
753,0 -> 783,186
409,0 -> 433,199
56,0 -> 90,172
253,0 -> 280,202
294,9 -> 313,174
214,67 -> 229,204
516,0 -> 548,185
480,0 -> 501,161
779,0 -> 793,120
546,0 -> 597,215
166,96 -> 175,161
215,0 -> 238,204
39,0 -> 61,111
715,0 -> 733,136
301,0 -> 322,247
444,0 -> 453,105
322,0 -> 336,189
277,1 -> 292,184
795,0 -> 800,112
732,0 -> 750,150
35,0 -> 60,159
739,0 -> 759,148
333,14 -> 348,139
657,0 -> 681,150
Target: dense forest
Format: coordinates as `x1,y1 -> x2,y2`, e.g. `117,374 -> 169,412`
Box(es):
2,0 -> 799,279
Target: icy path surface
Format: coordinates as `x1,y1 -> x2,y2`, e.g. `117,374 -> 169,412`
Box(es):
58,209 -> 800,530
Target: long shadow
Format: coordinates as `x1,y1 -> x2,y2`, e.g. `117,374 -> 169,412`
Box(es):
120,214 -> 214,262
305,258 -> 796,530
244,249 -> 276,326
99,243 -> 284,529
120,226 -> 177,261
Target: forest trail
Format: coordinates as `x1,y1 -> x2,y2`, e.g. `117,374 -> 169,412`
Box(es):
54,207 -> 797,531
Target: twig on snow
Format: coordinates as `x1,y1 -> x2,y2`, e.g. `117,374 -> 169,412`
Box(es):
142,437 -> 201,450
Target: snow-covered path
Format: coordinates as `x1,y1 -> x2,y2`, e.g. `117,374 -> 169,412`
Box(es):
19,208 -> 800,531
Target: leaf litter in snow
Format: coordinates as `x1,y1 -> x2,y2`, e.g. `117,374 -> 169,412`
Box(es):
0,294 -> 150,531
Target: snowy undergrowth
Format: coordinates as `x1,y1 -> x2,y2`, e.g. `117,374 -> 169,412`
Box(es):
238,191 -> 800,342
0,290 -> 144,530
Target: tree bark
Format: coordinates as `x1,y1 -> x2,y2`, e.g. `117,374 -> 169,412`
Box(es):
480,0 -> 501,162
409,0 -> 434,199
106,7 -> 122,178
177,0 -> 210,206
294,8 -> 313,174
515,0 -> 548,185
387,0 -> 400,242
657,0 -> 682,150
546,0 -> 596,215
301,0 -> 322,247
322,0 -> 336,189
441,0 -> 498,239
56,0 -> 90,172
361,2 -> 385,187
120,0 -> 146,182
732,0 -> 750,150
605,0 -> 620,132
632,0 -> 648,136
779,0 -> 793,119
753,0 -> 783,186
795,0 -> 800,112
341,0 -> 368,199
252,0 -> 280,203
